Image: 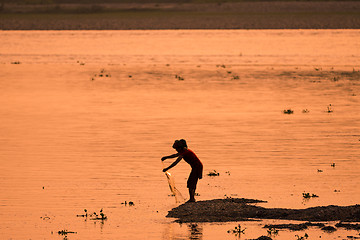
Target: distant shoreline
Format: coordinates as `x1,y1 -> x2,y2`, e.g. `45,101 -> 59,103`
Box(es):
1,1 -> 360,30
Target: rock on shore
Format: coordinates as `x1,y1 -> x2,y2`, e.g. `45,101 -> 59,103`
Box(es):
166,198 -> 360,223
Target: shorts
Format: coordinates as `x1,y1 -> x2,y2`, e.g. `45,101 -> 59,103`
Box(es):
187,167 -> 203,189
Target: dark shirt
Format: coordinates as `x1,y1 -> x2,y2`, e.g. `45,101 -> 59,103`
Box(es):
179,149 -> 203,170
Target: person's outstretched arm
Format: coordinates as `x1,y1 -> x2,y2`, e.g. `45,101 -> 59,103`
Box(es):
161,153 -> 179,161
163,156 -> 182,172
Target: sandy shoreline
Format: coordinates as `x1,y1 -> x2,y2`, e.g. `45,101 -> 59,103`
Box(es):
1,1 -> 360,30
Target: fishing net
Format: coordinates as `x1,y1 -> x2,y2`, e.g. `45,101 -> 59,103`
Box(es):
162,162 -> 185,203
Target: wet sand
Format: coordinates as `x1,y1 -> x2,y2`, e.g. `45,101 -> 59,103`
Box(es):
1,1 -> 360,30
167,198 -> 360,223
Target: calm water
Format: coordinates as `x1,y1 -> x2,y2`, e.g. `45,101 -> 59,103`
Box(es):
0,30 -> 360,240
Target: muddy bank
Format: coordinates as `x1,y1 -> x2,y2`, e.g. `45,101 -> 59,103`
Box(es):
1,1 -> 360,30
166,198 -> 360,223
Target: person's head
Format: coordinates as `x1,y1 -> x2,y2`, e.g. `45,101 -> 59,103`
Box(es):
172,139 -> 187,152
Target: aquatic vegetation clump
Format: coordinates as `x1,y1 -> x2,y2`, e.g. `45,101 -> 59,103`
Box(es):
216,64 -> 226,68
267,227 -> 279,237
227,224 -> 246,236
175,74 -> 184,81
283,109 -> 294,114
207,170 -> 219,176
76,209 -> 87,217
327,104 -> 333,113
91,69 -> 111,80
121,201 -> 135,206
58,230 -> 77,235
76,208 -> 107,220
302,192 -> 319,199
295,233 -> 308,240
302,109 -> 309,113
232,75 -> 240,80
90,209 -> 107,220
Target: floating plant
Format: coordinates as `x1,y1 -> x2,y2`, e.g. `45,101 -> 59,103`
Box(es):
76,209 -> 87,217
302,109 -> 309,113
58,230 -> 77,235
40,215 -> 50,220
77,209 -> 107,220
283,109 -> 294,114
207,170 -> 220,176
302,193 -> 319,199
295,233 -> 309,240
175,74 -> 184,81
327,104 -> 333,113
91,69 -> 111,80
227,224 -> 246,236
331,163 -> 336,167
90,209 -> 107,220
232,75 -> 240,80
11,61 -> 21,64
267,227 -> 279,237
121,201 -> 135,206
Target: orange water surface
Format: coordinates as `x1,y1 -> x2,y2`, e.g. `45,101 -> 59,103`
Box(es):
0,30 -> 359,240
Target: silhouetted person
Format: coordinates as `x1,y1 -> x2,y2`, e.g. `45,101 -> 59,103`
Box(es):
162,139 -> 203,203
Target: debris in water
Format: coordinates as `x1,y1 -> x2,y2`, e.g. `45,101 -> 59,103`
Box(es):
227,224 -> 246,236
302,109 -> 309,113
295,233 -> 309,240
58,230 -> 77,235
283,109 -> 294,114
302,192 -> 319,199
76,209 -> 87,217
327,104 -> 333,113
207,170 -> 219,176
